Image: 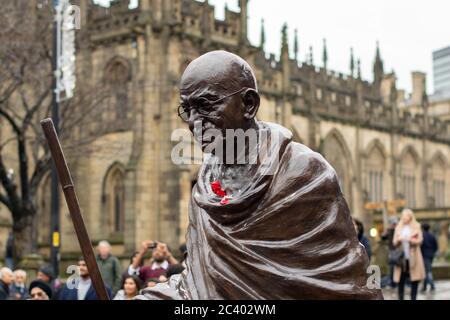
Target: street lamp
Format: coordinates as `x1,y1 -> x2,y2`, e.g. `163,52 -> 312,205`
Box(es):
50,0 -> 78,278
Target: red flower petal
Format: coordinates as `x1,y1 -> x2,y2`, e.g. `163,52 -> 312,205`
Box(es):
211,180 -> 226,197
211,180 -> 221,192
216,189 -> 226,197
220,197 -> 229,205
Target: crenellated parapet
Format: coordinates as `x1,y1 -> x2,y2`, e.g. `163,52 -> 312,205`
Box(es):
80,0 -> 449,144
84,0 -> 142,44
177,1 -> 239,44
85,0 -> 245,47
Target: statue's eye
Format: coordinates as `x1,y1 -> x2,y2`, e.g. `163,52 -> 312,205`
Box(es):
195,98 -> 216,114
196,97 -> 210,108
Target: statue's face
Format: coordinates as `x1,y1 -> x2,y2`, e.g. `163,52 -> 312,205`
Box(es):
180,86 -> 249,152
179,52 -> 259,153
178,51 -> 260,153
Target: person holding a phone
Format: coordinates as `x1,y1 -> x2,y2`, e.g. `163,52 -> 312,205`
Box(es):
129,240 -> 178,286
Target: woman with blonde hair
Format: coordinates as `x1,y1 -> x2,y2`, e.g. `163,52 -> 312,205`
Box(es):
393,208 -> 425,300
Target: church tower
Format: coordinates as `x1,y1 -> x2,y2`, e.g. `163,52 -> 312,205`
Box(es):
373,41 -> 384,89
239,0 -> 249,45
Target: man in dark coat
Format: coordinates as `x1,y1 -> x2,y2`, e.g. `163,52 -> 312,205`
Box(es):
9,269 -> 29,300
353,218 -> 372,260
0,267 -> 13,300
421,223 -> 438,292
137,50 -> 383,300
96,240 -> 122,294
381,216 -> 398,288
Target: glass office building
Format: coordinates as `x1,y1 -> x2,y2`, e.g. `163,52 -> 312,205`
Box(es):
433,45 -> 450,98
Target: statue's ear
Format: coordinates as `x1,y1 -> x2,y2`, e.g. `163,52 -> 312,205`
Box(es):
242,88 -> 260,120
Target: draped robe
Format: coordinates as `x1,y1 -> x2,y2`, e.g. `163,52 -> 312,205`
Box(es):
137,121 -> 383,300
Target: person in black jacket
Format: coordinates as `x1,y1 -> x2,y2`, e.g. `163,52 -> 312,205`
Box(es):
353,218 -> 372,260
29,280 -> 52,300
421,223 -> 438,292
0,267 -> 13,300
381,216 -> 398,288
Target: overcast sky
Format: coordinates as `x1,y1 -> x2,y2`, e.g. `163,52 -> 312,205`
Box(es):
96,0 -> 450,94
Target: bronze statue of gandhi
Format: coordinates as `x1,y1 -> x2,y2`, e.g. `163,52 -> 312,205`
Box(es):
137,50 -> 383,300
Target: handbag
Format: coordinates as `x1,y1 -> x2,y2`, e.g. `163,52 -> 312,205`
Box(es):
388,248 -> 404,266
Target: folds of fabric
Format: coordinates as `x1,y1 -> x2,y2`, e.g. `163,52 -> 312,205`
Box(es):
138,122 -> 383,300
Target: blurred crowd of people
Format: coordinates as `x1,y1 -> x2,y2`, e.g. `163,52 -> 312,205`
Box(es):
0,264 -> 58,300
354,208 -> 439,300
0,239 -> 187,300
0,208 -> 441,300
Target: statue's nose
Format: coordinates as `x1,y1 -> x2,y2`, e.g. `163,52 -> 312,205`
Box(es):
188,109 -> 203,126
188,117 -> 203,135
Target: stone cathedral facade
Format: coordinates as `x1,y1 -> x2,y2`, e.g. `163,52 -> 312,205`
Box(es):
0,0 -> 449,263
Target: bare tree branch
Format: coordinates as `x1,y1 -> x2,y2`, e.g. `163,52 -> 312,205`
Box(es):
0,192 -> 11,209
0,135 -> 36,149
0,80 -> 21,105
29,154 -> 51,197
0,1 -> 114,259
0,107 -> 21,135
23,88 -> 51,130
3,101 -> 25,123
18,87 -> 30,113
0,152 -> 20,216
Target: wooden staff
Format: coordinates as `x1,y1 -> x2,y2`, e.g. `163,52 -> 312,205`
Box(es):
41,118 -> 110,300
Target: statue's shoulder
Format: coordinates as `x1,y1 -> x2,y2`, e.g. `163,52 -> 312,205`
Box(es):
258,121 -> 336,177
280,141 -> 342,196
286,141 -> 334,173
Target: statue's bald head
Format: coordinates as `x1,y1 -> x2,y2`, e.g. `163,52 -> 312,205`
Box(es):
179,51 -> 261,149
180,50 -> 257,94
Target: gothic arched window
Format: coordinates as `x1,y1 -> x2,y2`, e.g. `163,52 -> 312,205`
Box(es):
322,130 -> 353,203
364,141 -> 386,203
102,164 -> 126,236
430,154 -> 446,207
104,58 -> 131,124
400,147 -> 420,208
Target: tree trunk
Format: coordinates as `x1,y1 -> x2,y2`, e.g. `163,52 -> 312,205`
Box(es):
12,210 -> 37,263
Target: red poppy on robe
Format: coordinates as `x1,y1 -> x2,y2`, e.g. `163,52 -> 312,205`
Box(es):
210,180 -> 226,197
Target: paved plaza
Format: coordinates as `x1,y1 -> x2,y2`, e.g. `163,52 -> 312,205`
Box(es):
382,280 -> 450,300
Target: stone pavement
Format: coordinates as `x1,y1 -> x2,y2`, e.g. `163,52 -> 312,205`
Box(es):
382,280 -> 450,300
